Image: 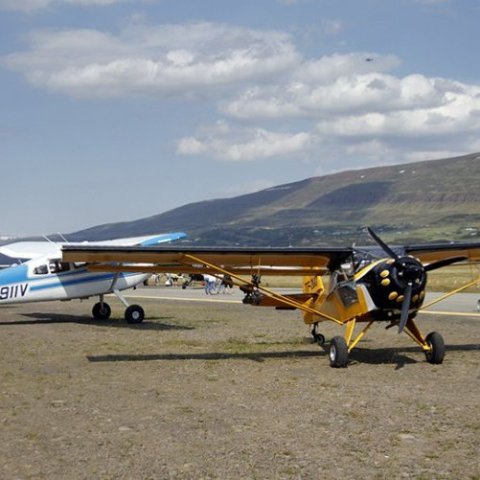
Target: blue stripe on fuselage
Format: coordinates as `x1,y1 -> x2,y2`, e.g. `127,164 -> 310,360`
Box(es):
0,264 -> 29,284
0,263 -> 142,293
28,271 -> 140,292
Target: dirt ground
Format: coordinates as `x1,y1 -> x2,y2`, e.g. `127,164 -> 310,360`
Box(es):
1,291 -> 479,480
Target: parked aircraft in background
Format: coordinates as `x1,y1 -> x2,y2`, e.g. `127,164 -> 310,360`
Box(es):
0,232 -> 186,323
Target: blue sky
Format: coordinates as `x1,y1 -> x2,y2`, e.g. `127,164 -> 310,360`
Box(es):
1,0 -> 479,236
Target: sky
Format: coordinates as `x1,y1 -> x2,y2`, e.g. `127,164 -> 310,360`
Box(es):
1,0 -> 479,236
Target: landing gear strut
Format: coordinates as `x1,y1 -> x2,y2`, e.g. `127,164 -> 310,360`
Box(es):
311,323 -> 326,345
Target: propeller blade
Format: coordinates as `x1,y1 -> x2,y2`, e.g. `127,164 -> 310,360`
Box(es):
398,282 -> 413,334
424,256 -> 467,272
366,227 -> 399,260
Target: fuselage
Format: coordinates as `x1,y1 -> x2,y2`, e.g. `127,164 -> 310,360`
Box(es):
302,255 -> 428,325
0,255 -> 149,305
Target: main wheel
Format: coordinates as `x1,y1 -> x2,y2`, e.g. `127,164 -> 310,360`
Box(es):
425,331 -> 445,364
329,336 -> 349,368
92,302 -> 111,320
125,305 -> 145,324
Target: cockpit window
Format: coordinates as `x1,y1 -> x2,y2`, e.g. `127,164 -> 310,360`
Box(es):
33,264 -> 48,275
49,260 -> 70,274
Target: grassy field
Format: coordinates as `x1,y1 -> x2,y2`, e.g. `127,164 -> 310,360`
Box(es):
1,297 -> 479,479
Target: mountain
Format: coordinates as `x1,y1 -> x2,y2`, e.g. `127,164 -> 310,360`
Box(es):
70,152 -> 480,246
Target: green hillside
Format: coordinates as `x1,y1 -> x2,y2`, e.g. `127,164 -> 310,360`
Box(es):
71,153 -> 480,246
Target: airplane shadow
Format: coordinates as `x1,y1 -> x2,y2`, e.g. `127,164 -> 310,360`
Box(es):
328,344 -> 480,369
88,350 -> 322,363
0,313 -> 193,332
88,343 -> 480,367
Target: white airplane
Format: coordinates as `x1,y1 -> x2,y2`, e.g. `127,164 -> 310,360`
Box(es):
0,232 -> 186,323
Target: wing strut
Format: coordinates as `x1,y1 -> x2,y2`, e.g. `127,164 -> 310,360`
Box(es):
183,253 -> 343,324
420,275 -> 480,311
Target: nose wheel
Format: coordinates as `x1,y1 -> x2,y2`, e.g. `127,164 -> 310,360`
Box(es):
125,304 -> 145,324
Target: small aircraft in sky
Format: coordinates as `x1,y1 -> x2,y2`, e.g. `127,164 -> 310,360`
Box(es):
62,228 -> 480,367
0,232 -> 186,323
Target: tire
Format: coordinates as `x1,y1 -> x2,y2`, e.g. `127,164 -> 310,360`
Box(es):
329,336 -> 349,368
313,332 -> 326,346
125,305 -> 145,324
425,331 -> 445,364
92,302 -> 111,320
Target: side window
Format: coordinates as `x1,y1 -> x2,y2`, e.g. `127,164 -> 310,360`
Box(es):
49,260 -> 70,274
33,264 -> 48,275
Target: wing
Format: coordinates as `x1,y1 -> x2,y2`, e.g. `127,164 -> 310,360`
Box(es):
79,231 -> 187,247
405,241 -> 480,267
0,241 -> 60,260
62,245 -> 353,276
0,232 -> 186,262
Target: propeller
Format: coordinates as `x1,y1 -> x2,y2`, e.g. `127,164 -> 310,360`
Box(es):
366,227 -> 422,333
366,227 -> 468,334
398,282 -> 413,333
366,227 -> 399,260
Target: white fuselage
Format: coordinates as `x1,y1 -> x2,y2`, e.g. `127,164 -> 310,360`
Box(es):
0,255 -> 149,305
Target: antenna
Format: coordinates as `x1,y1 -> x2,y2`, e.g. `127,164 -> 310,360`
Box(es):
43,234 -> 56,246
57,232 -> 69,244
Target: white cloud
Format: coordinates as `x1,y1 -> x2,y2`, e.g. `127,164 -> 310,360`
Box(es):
315,84 -> 480,137
222,54 -> 409,119
218,48 -> 480,163
177,122 -> 312,162
4,20 -> 479,167
3,22 -> 299,97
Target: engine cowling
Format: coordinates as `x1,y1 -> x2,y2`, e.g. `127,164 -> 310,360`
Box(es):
361,256 -> 427,311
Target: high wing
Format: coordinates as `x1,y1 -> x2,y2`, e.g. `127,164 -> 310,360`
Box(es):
0,232 -> 187,261
92,232 -> 187,248
61,239 -> 480,274
62,245 -> 354,276
0,241 -> 59,260
404,242 -> 480,267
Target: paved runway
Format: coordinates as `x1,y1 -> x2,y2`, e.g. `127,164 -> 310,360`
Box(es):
123,285 -> 480,316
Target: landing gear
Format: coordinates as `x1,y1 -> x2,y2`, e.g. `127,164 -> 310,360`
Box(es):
311,323 -> 325,345
125,305 -> 145,324
425,331 -> 445,364
92,301 -> 111,320
91,290 -> 146,324
329,336 -> 349,368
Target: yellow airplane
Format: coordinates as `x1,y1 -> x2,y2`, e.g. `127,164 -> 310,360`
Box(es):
62,228 -> 480,367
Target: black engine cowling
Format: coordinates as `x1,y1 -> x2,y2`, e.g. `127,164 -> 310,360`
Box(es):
361,256 -> 427,311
